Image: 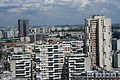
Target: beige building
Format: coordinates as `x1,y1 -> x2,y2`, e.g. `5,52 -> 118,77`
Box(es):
10,53 -> 31,80
32,40 -> 89,80
85,15 -> 112,70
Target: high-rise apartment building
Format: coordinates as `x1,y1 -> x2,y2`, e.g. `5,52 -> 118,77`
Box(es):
112,39 -> 120,68
62,53 -> 91,80
112,39 -> 120,51
32,42 -> 71,80
85,15 -> 112,70
113,51 -> 120,68
18,19 -> 29,37
32,40 -> 86,80
3,30 -> 15,38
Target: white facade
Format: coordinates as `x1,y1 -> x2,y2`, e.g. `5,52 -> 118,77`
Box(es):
33,40 -> 85,80
85,15 -> 112,70
33,43 -> 70,80
0,30 -> 3,39
3,30 -> 14,38
113,51 -> 120,68
112,39 -> 120,51
118,53 -> 120,67
6,30 -> 15,38
12,44 -> 33,53
66,54 -> 91,80
10,53 -> 31,79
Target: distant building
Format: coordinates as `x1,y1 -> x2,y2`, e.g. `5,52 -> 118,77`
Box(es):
112,39 -> 120,51
0,63 -> 3,73
72,70 -> 120,80
18,19 -> 29,37
0,30 -> 3,39
20,37 -> 30,42
85,15 -> 112,70
3,30 -> 14,39
112,39 -> 120,68
28,34 -> 46,42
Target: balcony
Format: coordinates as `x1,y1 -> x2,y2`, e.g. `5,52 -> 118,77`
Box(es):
36,78 -> 41,80
34,49 -> 40,53
34,58 -> 41,63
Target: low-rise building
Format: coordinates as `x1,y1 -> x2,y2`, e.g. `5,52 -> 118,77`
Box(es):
72,70 -> 120,80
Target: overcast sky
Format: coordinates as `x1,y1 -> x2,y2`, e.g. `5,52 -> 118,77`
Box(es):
0,0 -> 120,26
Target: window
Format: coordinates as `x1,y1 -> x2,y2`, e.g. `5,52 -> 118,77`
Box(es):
26,68 -> 29,71
49,63 -> 53,66
54,55 -> 58,58
76,64 -> 84,68
103,26 -> 106,32
48,58 -> 53,61
54,45 -> 58,49
16,71 -> 24,74
76,58 -> 84,63
48,48 -> 52,52
16,66 -> 24,69
26,63 -> 29,66
26,72 -> 29,75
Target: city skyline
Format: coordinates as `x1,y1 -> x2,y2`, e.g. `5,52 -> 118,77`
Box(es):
0,0 -> 120,26
0,15 -> 120,80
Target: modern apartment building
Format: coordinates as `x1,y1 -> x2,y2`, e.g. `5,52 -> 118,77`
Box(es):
72,70 -> 120,80
85,15 -> 112,70
112,39 -> 120,51
18,19 -> 29,37
32,40 -> 85,80
62,53 -> 91,80
3,30 -> 15,39
113,51 -> 120,68
10,53 -> 31,80
33,42 -> 70,80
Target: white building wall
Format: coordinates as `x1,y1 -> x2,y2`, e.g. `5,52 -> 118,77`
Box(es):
117,40 -> 120,50
117,54 -> 120,67
85,15 -> 112,70
0,30 -> 3,39
34,41 -> 85,80
10,53 -> 31,79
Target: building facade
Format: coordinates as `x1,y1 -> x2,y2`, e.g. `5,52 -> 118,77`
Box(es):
32,40 -> 86,80
72,70 -> 120,80
62,54 -> 91,80
85,15 -> 112,70
10,53 -> 31,80
18,19 -> 29,37
112,39 -> 120,51
33,42 -> 71,80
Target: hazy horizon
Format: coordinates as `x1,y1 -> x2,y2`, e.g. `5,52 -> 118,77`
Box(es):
0,0 -> 120,26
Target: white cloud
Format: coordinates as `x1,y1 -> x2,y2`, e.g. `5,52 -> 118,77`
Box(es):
100,8 -> 109,13
81,0 -> 90,7
95,0 -> 112,3
45,0 -> 54,4
7,8 -> 20,13
61,0 -> 73,2
0,0 -> 118,15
